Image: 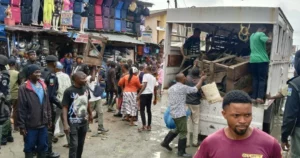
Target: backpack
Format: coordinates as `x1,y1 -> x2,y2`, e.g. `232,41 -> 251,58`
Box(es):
142,7 -> 150,16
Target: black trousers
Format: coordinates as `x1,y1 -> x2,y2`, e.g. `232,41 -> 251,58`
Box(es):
47,104 -> 56,153
107,91 -> 115,105
140,94 -> 153,126
69,124 -> 88,158
250,62 -> 269,99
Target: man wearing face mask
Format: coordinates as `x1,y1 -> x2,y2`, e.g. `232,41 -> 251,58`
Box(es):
41,55 -> 61,158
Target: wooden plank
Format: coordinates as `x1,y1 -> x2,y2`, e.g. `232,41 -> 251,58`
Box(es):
168,55 -> 183,67
213,55 -> 236,63
215,63 -> 229,69
82,35 -> 106,66
214,72 -> 227,83
209,62 -> 214,83
171,34 -> 188,39
227,61 -> 249,81
226,75 -> 252,93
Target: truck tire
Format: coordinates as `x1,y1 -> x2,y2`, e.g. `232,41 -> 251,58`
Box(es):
263,102 -> 275,134
263,98 -> 282,134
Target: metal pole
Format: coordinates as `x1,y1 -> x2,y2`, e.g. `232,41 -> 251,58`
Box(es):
7,35 -> 10,57
174,0 -> 178,8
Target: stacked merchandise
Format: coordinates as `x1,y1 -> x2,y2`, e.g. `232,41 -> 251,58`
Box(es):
0,0 -> 10,22
114,0 -> 128,32
134,5 -> 149,36
72,0 -> 88,29
102,0 -> 113,31
21,0 -> 32,24
125,0 -> 137,34
94,0 -> 103,29
87,0 -> 95,29
10,0 -> 21,24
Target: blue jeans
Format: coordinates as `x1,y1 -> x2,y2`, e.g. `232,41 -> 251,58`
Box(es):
250,62 -> 269,99
24,127 -> 48,153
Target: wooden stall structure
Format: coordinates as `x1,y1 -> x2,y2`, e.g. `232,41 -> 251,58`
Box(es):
74,33 -> 108,66
199,54 -> 251,95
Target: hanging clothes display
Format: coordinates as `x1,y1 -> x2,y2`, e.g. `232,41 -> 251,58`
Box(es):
61,0 -> 72,31
43,0 -> 54,29
32,0 -> 40,24
52,0 -> 62,30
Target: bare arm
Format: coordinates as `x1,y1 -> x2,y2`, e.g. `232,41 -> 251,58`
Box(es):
153,86 -> 157,104
267,93 -> 284,100
90,66 -> 96,82
62,106 -> 69,134
267,32 -> 273,43
195,75 -> 207,89
88,102 -> 93,123
180,46 -> 186,57
138,82 -> 147,97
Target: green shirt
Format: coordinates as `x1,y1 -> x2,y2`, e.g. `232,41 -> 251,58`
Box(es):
9,69 -> 19,100
250,32 -> 270,63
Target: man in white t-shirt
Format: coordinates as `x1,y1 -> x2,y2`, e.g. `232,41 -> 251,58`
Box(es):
87,68 -> 109,134
56,62 -> 72,147
137,66 -> 158,131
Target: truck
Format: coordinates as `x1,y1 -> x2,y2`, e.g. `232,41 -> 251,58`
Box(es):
162,6 -> 293,136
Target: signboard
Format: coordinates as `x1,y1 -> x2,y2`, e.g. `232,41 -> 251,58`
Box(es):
75,34 -> 103,44
141,32 -> 152,43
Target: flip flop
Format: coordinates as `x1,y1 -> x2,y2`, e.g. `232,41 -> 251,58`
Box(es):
129,123 -> 137,126
146,126 -> 151,131
138,127 -> 147,132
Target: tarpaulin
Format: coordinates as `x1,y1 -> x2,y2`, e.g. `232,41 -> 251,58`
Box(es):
0,25 -> 6,42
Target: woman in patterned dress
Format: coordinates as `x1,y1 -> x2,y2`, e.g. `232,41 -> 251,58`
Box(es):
118,67 -> 141,126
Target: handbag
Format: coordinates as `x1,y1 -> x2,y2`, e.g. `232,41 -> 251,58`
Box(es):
89,81 -> 105,97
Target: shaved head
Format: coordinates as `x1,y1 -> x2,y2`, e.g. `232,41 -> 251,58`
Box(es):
72,71 -> 87,87
176,73 -> 186,83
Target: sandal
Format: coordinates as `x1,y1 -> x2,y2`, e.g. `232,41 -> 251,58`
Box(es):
138,126 -> 147,132
146,126 -> 151,131
129,123 -> 137,126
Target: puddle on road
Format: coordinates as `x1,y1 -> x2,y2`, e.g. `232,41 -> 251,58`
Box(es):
152,152 -> 161,158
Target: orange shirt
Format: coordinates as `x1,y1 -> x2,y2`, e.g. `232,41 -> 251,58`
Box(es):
118,75 -> 141,92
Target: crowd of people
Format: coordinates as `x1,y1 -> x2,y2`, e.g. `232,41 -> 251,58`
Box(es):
0,47 -> 164,158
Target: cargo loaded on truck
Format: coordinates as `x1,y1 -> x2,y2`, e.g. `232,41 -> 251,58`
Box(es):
162,6 -> 294,135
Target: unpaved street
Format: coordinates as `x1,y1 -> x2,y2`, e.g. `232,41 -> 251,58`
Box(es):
0,94 -> 198,158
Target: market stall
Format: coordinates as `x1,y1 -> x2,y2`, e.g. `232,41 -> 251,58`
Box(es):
1,0 -> 153,37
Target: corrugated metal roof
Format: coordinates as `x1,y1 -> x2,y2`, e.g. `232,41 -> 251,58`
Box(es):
101,33 -> 144,45
68,32 -> 144,45
150,9 -> 167,15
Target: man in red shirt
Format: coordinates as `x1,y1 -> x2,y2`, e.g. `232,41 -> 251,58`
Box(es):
194,90 -> 282,158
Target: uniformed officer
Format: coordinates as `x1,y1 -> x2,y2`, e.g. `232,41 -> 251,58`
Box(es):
19,50 -> 41,83
0,55 -> 13,148
41,55 -> 60,158
39,48 -> 49,68
281,58 -> 300,157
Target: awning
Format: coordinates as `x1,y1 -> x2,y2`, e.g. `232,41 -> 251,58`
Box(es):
101,33 -> 144,45
68,32 -> 144,45
0,25 -> 6,42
